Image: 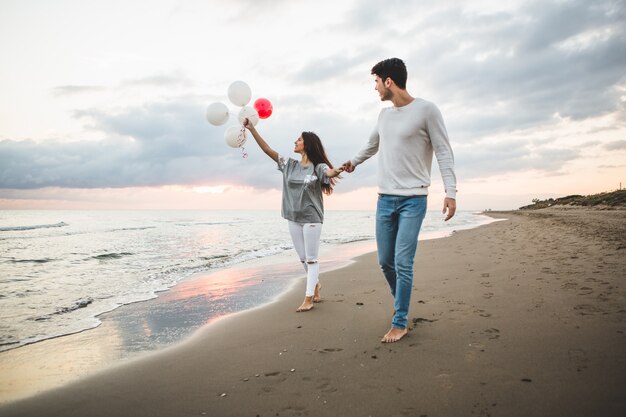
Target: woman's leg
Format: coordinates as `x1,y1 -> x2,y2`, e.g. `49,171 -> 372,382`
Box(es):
302,223 -> 323,297
287,221 -> 308,274
288,221 -> 316,312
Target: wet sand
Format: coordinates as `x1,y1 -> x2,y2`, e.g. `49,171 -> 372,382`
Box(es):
2,207 -> 625,417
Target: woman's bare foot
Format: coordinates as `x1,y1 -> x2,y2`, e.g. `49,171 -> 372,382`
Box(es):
381,327 -> 407,343
313,283 -> 322,303
296,296 -> 314,312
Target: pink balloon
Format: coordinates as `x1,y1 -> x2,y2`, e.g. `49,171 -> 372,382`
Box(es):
253,98 -> 273,119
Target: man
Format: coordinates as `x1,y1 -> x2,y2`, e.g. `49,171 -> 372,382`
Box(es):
343,58 -> 457,343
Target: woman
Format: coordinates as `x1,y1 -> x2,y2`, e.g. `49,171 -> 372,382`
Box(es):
243,118 -> 343,312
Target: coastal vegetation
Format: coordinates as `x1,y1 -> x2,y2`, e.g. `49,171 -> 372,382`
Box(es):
519,189 -> 626,210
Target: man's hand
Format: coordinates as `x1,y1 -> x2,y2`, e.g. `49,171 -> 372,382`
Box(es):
341,160 -> 355,173
443,197 -> 456,221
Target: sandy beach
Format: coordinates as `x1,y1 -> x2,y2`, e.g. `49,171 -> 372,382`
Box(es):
2,207 -> 625,417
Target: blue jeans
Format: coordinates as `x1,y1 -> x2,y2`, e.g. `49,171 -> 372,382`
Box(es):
376,194 -> 427,329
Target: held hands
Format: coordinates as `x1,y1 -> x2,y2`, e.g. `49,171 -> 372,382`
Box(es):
326,166 -> 345,178
341,160 -> 355,173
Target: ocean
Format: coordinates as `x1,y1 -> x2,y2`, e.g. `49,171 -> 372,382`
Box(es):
0,209 -> 493,353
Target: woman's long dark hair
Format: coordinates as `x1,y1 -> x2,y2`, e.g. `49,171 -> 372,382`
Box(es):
301,131 -> 339,196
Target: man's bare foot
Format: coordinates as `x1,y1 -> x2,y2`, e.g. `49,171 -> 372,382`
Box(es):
313,283 -> 322,303
296,296 -> 314,312
381,327 -> 407,343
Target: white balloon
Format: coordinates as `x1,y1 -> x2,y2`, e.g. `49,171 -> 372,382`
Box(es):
238,106 -> 259,126
224,125 -> 246,148
228,80 -> 252,107
206,102 -> 229,126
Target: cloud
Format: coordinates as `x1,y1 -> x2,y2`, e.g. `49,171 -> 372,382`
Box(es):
0,95 -> 375,191
121,74 -> 195,88
455,138 -> 580,178
2,0 -> 625,196
0,97 -> 228,189
292,51 -> 380,83
404,0 -> 626,138
52,85 -> 106,96
0,91 -> 584,192
605,139 -> 626,150
51,73 -> 194,98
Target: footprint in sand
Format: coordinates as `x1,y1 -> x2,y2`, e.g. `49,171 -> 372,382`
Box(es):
466,342 -> 485,362
574,304 -> 603,315
259,371 -> 288,393
280,405 -> 308,416
319,348 -> 343,353
412,317 -> 438,325
562,281 -> 578,290
483,292 -> 494,299
482,328 -> 500,340
474,309 -> 492,318
436,370 -> 454,390
316,377 -> 337,393
568,349 -> 589,372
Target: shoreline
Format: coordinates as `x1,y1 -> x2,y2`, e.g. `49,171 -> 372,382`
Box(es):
0,212 -> 495,404
0,238 -> 377,405
4,207 -> 624,416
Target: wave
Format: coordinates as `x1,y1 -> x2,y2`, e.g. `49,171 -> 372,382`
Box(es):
176,221 -> 242,227
30,297 -> 94,322
0,222 -> 68,232
9,258 -> 55,264
92,252 -> 133,260
322,236 -> 374,245
106,226 -> 157,233
55,297 -> 94,314
199,254 -> 230,262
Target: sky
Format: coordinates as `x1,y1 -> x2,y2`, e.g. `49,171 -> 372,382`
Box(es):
0,0 -> 624,211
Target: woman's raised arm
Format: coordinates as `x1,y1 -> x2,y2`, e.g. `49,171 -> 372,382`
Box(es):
243,119 -> 279,163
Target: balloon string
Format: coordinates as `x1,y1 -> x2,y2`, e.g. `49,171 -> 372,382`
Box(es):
238,126 -> 248,158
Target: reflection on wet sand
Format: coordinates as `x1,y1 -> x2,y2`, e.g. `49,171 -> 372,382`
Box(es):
0,240 -> 375,404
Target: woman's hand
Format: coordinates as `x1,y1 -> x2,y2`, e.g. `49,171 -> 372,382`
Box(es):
326,166 -> 344,178
243,118 -> 256,131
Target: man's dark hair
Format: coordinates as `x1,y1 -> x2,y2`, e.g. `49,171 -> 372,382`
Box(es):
371,58 -> 407,89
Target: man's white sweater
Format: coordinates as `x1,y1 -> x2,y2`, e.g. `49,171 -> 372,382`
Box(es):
351,98 -> 457,199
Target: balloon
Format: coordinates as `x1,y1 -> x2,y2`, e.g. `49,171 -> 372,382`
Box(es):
206,102 -> 229,126
228,81 -> 252,107
224,125 -> 245,148
253,98 -> 273,119
237,106 -> 259,126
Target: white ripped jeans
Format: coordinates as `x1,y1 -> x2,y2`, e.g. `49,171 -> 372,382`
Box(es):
288,221 -> 322,297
